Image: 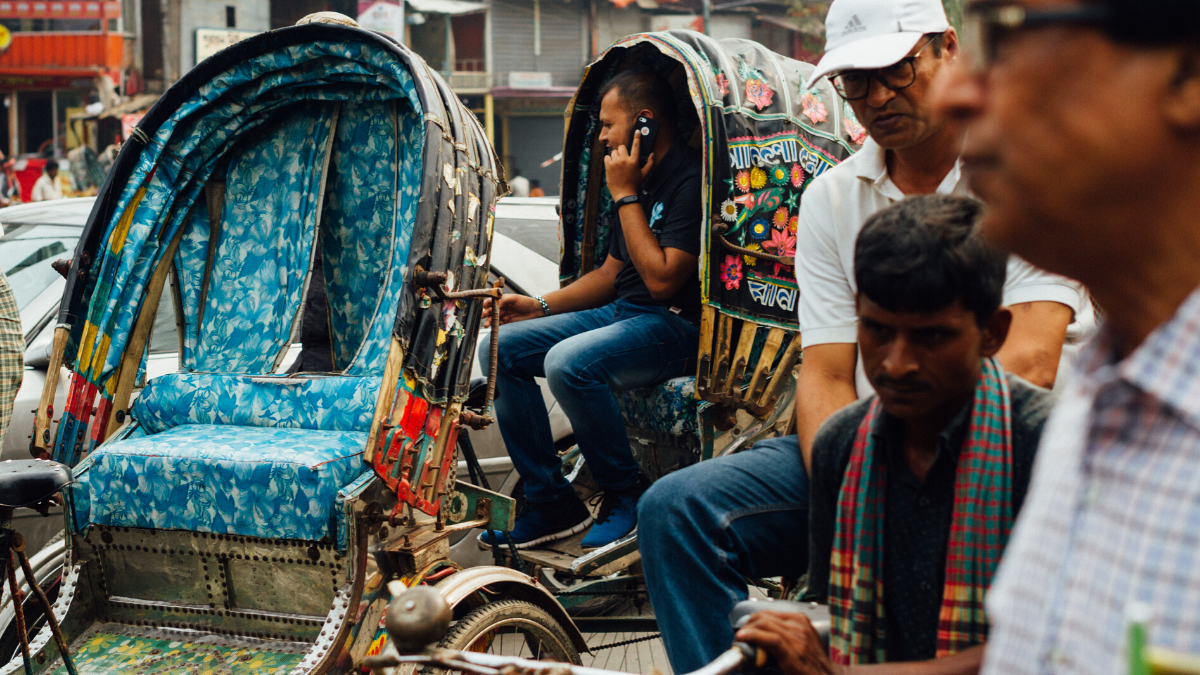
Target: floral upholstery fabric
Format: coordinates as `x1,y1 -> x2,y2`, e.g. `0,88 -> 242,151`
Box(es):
72,423 -> 367,543
132,372 -> 382,434
322,100 -> 397,371
614,376 -> 698,437
342,108 -> 422,377
75,41 -> 422,389
190,101 -> 335,373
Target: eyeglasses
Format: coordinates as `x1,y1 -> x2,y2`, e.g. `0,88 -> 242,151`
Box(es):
962,2 -> 1112,73
830,36 -> 939,101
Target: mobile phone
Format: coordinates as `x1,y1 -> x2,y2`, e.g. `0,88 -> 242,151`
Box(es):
630,115 -> 659,167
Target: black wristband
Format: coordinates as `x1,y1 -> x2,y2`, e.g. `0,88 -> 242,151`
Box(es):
614,194 -> 640,208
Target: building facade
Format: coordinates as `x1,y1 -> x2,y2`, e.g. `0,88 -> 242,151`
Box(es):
409,0 -> 813,196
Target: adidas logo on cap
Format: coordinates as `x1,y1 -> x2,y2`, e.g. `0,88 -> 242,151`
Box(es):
842,14 -> 867,36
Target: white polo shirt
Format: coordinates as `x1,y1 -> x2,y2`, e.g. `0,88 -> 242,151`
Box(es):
796,138 -> 1094,396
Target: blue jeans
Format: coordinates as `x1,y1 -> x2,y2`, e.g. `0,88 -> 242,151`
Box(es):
489,299 -> 699,504
639,435 -> 809,674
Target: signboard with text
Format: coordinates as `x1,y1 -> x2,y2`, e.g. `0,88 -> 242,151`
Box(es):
507,72 -> 553,89
357,0 -> 404,41
0,1 -> 120,19
195,28 -> 260,63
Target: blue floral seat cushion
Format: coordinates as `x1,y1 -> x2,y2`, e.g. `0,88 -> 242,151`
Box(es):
132,372 -> 382,434
614,376 -> 698,437
71,424 -> 367,542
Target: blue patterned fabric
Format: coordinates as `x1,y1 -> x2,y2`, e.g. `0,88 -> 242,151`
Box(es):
192,101 -> 335,373
72,423 -> 367,543
77,41 -> 423,389
615,376 -> 699,437
323,100 -> 398,371
132,372 -> 382,434
343,108 -> 421,377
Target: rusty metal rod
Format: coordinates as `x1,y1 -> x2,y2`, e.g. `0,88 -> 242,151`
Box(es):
14,535 -> 77,675
437,286 -> 503,301
6,549 -> 33,675
713,233 -> 794,266
484,278 -> 504,416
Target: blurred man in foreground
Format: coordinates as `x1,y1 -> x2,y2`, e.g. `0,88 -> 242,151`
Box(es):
933,0 -> 1200,673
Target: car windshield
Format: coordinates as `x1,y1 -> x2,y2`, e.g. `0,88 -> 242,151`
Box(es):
494,198 -> 559,262
1,223 -> 81,312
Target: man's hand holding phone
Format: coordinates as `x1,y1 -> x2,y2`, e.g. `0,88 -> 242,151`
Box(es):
604,126 -> 656,201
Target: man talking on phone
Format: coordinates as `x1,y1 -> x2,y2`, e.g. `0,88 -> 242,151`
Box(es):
478,69 -> 703,552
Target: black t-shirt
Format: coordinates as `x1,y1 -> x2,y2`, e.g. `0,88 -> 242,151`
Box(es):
804,373 -> 1054,661
607,139 -> 703,322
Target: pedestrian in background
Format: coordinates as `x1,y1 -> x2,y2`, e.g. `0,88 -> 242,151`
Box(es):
0,153 -> 18,206
509,169 -> 530,197
31,159 -> 63,202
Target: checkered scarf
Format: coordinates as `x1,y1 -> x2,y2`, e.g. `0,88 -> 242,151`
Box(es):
828,357 -> 1014,664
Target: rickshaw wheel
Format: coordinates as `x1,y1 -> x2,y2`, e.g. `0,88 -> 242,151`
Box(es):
421,599 -> 580,672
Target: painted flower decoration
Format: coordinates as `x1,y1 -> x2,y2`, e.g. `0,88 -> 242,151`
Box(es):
745,78 -> 774,110
735,170 -> 751,193
788,214 -> 799,233
773,207 -> 789,229
801,92 -> 828,124
720,199 -> 738,222
716,73 -> 730,97
764,227 -> 796,257
743,243 -> 762,266
750,166 -> 767,190
769,165 -> 789,186
790,165 -> 805,188
844,102 -> 867,144
721,254 -> 744,290
749,217 -> 770,241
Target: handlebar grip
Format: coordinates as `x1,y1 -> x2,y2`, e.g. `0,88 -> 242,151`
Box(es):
732,642 -> 770,669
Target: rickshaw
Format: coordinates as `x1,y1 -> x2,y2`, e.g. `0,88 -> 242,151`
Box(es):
476,28 -> 861,633
1,23 -> 862,675
0,14 -> 579,675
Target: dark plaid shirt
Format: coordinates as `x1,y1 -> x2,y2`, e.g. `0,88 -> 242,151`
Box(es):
805,373 -> 1052,660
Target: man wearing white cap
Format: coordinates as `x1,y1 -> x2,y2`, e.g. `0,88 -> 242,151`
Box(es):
637,0 -> 1092,672
792,0 -> 1093,466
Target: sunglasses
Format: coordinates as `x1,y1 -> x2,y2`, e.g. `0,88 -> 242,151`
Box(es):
830,36 -> 940,101
962,2 -> 1113,73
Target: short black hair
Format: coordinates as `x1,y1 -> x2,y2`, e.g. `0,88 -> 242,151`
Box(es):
44,159 -> 58,172
1087,0 -> 1200,45
854,195 -> 1007,326
598,69 -> 676,129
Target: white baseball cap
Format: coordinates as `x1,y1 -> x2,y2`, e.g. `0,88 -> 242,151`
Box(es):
805,0 -> 950,89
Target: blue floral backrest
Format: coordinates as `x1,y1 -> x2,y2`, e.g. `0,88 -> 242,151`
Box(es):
175,99 -> 418,381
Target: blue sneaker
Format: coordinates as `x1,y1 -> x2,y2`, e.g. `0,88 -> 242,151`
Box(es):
477,495 -> 592,550
581,478 -> 648,551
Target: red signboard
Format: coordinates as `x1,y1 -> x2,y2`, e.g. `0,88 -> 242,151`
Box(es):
0,1 -> 121,19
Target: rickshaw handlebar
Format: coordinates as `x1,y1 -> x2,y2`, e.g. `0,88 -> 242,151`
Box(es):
360,643 -> 757,675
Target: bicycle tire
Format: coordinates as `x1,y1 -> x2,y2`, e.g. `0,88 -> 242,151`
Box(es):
421,599 -> 580,673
